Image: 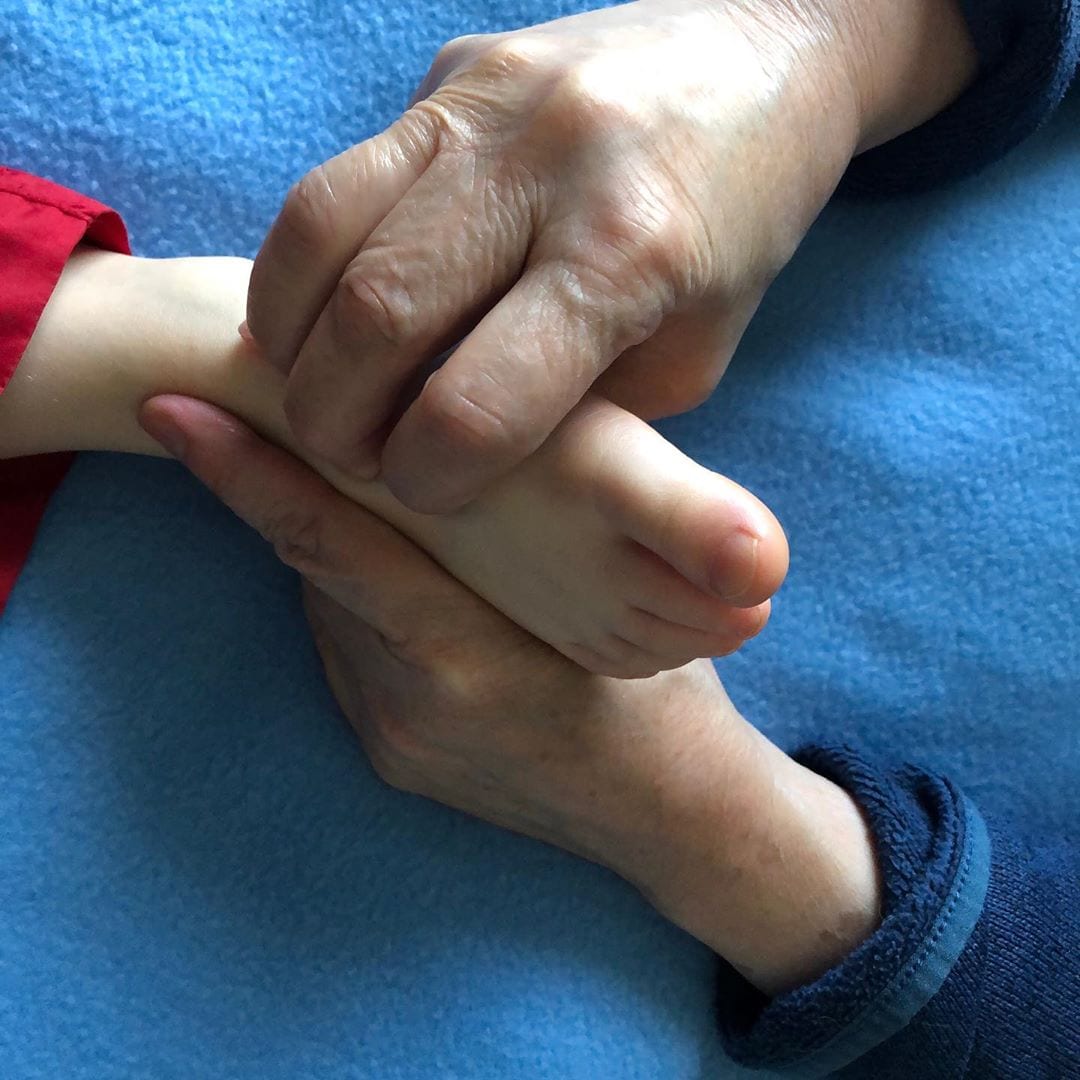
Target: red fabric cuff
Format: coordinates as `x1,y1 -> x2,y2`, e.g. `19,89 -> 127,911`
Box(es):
0,167 -> 131,614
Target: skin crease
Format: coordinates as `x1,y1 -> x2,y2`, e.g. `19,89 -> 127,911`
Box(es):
140,390 -> 882,997
245,0 -> 977,513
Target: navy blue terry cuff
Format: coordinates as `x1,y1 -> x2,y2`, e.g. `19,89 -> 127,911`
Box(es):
841,0 -> 1078,195
714,745 -> 991,1077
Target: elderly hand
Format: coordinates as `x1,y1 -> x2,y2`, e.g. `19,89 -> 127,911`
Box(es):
140,392 -> 881,995
246,0 -> 975,512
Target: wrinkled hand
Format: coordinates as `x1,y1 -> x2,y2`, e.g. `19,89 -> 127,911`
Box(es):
140,392 -> 881,995
247,0 -> 976,512
141,396 -> 746,882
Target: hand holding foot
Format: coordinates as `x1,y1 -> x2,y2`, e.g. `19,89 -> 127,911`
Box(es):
2,250 -> 786,675
137,398 -> 880,996
247,0 -> 976,511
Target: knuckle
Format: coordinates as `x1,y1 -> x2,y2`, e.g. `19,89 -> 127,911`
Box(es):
579,240 -> 659,310
417,36 -> 555,147
589,195 -> 665,252
581,196 -> 696,300
407,93 -> 478,150
369,604 -> 461,674
370,619 -> 430,669
376,617 -> 497,711
553,255 -> 667,352
543,59 -> 637,139
480,35 -> 556,80
280,165 -> 339,249
425,647 -> 499,709
266,508 -> 328,575
417,376 -> 526,459
434,32 -> 490,72
336,261 -> 419,350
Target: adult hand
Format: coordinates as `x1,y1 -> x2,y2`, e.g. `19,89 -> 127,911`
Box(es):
247,0 -> 975,512
140,392 -> 881,995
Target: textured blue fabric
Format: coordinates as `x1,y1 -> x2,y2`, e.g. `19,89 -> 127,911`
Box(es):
841,816 -> 1080,1077
0,2 -> 1078,1078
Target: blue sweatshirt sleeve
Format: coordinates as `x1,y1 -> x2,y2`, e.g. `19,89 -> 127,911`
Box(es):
842,0 -> 1079,194
714,745 -> 1080,1077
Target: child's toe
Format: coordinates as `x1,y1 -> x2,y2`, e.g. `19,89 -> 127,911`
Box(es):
598,452 -> 788,608
623,603 -> 769,662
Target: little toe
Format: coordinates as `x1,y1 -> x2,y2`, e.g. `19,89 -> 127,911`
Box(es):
559,637 -> 663,679
622,544 -> 770,636
624,603 -> 769,663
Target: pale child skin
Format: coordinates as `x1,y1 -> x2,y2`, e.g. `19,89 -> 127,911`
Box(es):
0,247 -> 789,676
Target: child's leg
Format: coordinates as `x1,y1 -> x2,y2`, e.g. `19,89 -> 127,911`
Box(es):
1,249 -> 787,677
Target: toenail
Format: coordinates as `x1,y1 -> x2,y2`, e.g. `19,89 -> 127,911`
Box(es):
712,529 -> 759,601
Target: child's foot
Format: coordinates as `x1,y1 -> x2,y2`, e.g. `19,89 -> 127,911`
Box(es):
64,253 -> 787,678
308,393 -> 787,679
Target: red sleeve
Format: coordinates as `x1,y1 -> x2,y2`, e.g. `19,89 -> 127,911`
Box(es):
0,167 -> 131,614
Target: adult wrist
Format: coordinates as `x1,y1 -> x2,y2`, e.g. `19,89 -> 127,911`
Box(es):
623,699 -> 882,996
725,0 -> 978,155
822,0 -> 979,153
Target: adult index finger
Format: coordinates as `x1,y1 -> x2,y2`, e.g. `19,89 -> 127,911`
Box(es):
246,111 -> 441,375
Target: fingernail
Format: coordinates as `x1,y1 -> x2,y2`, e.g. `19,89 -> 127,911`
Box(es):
237,320 -> 255,344
713,529 -> 759,601
140,413 -> 188,461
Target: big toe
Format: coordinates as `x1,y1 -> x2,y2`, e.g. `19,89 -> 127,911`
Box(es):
600,450 -> 788,608
701,501 -> 789,607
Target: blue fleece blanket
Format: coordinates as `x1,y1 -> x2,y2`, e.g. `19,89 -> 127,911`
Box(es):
1,3 -> 1077,1077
